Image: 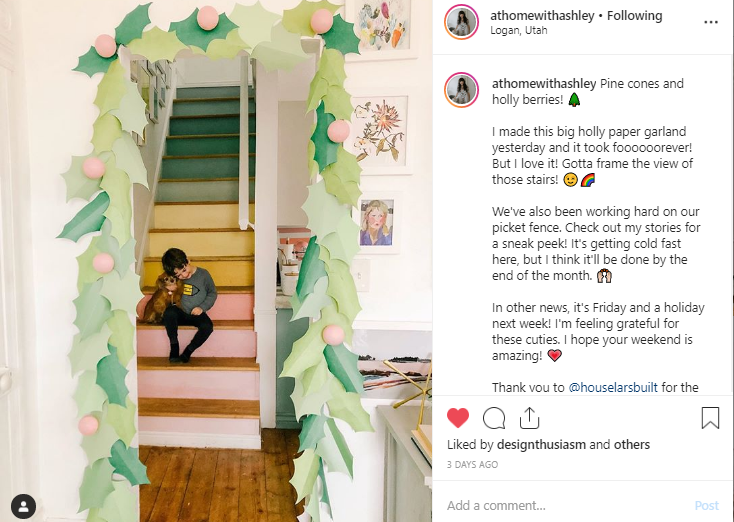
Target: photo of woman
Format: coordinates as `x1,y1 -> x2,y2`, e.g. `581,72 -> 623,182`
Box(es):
454,77 -> 471,104
445,73 -> 479,107
453,10 -> 471,36
445,5 -> 478,39
360,199 -> 394,246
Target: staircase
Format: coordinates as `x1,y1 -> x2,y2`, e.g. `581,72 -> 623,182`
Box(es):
136,85 -> 262,449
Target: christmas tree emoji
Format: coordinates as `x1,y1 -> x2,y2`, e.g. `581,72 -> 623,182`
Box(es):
569,93 -> 580,107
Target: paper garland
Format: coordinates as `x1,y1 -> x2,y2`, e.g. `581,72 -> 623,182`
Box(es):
65,3 -> 365,520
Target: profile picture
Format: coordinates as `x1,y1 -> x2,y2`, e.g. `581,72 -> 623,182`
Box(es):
355,193 -> 401,253
445,72 -> 478,107
445,5 -> 478,39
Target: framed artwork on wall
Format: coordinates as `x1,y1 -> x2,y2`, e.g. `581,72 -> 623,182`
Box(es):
353,192 -> 401,254
149,74 -> 159,123
346,92 -> 412,175
345,0 -> 416,61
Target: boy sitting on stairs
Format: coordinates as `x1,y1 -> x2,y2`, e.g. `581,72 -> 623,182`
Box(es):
162,248 -> 218,363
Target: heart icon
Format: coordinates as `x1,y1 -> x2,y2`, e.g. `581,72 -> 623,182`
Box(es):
447,408 -> 469,428
548,349 -> 562,362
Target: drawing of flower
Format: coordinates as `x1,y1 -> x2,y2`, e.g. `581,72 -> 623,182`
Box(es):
352,99 -> 405,163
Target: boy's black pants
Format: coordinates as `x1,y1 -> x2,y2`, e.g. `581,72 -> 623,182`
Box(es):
162,306 -> 214,351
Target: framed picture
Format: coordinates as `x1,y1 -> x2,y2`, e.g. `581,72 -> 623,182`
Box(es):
149,74 -> 159,123
353,192 -> 401,254
163,60 -> 172,88
146,59 -> 157,76
346,92 -> 412,175
345,0 -> 416,61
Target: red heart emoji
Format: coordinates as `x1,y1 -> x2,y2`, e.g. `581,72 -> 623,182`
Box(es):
447,408 -> 469,428
548,349 -> 562,362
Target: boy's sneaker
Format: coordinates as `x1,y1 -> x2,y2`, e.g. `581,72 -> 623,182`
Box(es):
180,346 -> 196,363
169,344 -> 181,363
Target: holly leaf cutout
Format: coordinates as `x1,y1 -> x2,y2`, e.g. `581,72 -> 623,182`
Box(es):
115,3 -> 152,45
324,257 -> 361,323
99,480 -> 137,522
100,270 -> 144,314
112,133 -> 149,187
109,440 -> 150,486
292,276 -> 333,320
302,180 -> 349,241
291,374 -> 334,421
290,449 -> 321,502
69,324 -> 113,376
61,151 -> 111,202
74,280 -> 113,340
110,81 -> 148,137
74,370 -> 108,418
92,113 -> 122,153
322,85 -> 353,121
81,421 -> 120,464
315,418 -> 353,477
96,345 -> 129,406
326,378 -> 373,433
74,47 -> 117,77
230,1 -> 281,49
296,237 -> 327,300
324,343 -> 364,394
251,23 -> 309,72
58,192 -> 110,243
283,0 -> 341,38
107,397 -> 137,446
299,414 -> 327,451
79,458 -> 115,511
206,29 -> 250,60
107,310 -> 135,366
310,103 -> 337,171
322,15 -> 360,55
127,27 -> 188,63
169,9 -> 238,52
319,217 -> 360,264
94,60 -> 126,116
100,163 -> 133,245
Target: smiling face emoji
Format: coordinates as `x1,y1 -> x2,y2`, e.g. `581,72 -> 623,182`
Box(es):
564,172 -> 578,187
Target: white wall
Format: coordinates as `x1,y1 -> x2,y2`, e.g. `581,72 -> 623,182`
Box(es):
176,55 -> 242,87
277,101 -> 311,226
17,0 -> 430,519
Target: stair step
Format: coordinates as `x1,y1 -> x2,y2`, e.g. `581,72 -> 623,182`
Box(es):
148,228 -> 254,257
155,178 -> 248,203
143,256 -> 254,287
173,98 -> 242,116
139,397 -> 259,419
166,134 -> 253,156
136,319 -> 254,330
169,114 -> 248,136
176,86 -> 242,99
154,202 -> 253,229
137,291 -> 254,321
142,285 -> 254,294
138,357 -> 258,371
161,156 -> 241,179
137,328 -> 256,358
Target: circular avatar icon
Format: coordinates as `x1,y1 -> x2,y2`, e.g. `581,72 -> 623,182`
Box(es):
11,495 -> 37,519
445,5 -> 479,40
564,172 -> 578,187
445,72 -> 479,108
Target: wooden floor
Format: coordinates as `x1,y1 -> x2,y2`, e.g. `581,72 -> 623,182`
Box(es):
140,429 -> 304,522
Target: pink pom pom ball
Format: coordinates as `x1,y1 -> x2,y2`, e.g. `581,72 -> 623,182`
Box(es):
322,324 -> 345,346
197,6 -> 219,31
78,415 -> 99,436
327,120 -> 350,143
93,253 -> 115,274
94,35 -> 117,58
311,9 -> 334,34
82,157 -> 106,179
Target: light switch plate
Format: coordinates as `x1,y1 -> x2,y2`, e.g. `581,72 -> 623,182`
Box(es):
350,258 -> 371,292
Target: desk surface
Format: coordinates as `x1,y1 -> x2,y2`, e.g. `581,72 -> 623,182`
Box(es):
377,405 -> 433,487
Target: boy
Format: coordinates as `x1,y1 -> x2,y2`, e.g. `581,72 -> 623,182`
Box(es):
161,248 -> 217,363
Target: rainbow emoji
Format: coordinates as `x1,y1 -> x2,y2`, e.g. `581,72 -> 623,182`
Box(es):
581,173 -> 595,187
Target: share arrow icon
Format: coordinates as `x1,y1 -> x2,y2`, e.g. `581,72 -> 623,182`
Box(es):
520,407 -> 540,429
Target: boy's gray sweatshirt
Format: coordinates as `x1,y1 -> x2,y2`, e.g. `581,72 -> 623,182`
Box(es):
180,267 -> 217,314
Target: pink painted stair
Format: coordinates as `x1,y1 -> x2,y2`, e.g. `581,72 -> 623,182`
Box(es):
137,286 -> 254,321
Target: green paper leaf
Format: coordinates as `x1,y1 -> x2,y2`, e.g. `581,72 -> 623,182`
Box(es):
323,85 -> 353,121
77,220 -> 135,289
306,78 -> 329,114
81,421 -> 119,464
99,480 -> 137,522
58,192 -> 110,243
316,49 -> 347,87
302,355 -> 330,395
324,343 -> 364,394
306,490 -> 321,522
100,163 -> 132,245
107,310 -> 135,366
322,14 -> 360,55
320,218 -> 360,264
316,418 -> 353,477
112,133 -> 149,187
323,255 -> 362,322
283,0 -> 340,38
74,280 -> 113,340
308,140 -> 319,179
96,346 -> 129,406
94,61 -> 126,117
250,23 -> 309,72
318,460 -> 332,516
74,370 -> 108,418
206,29 -> 251,60
292,276 -> 333,320
107,397 -> 137,447
115,3 -> 152,45
230,1 -> 281,49
61,152 -> 109,202
79,458 -> 115,511
299,414 -> 327,451
100,270 -> 143,313
302,180 -> 349,241
110,81 -> 148,137
327,378 -> 373,433
127,27 -> 188,62
291,374 -> 334,420
170,10 -> 239,52
290,449 -> 320,502
109,440 -> 150,486
311,103 -> 338,171
87,508 -> 106,522
74,47 -> 117,77
92,113 -> 122,153
283,305 -> 351,378
296,237 -> 327,300
321,147 -> 362,201
69,324 -> 113,376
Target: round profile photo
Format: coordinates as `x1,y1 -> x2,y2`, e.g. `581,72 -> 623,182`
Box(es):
445,5 -> 478,39
445,73 -> 478,108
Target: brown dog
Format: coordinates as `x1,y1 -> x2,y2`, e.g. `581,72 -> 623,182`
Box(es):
142,273 -> 183,323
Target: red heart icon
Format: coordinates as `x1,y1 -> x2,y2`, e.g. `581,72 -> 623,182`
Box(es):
548,349 -> 562,362
447,408 -> 469,428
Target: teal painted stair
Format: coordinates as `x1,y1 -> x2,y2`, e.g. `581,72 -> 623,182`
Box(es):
139,85 -> 260,448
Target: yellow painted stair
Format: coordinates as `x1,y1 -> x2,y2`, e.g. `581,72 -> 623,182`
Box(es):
148,227 -> 254,257
143,255 -> 254,287
154,201 -> 254,228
